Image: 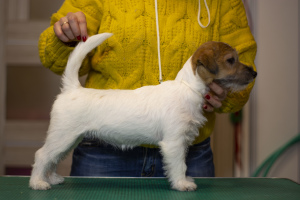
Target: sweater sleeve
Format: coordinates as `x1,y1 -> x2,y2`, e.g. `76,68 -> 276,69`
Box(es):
39,0 -> 103,76
216,0 -> 257,113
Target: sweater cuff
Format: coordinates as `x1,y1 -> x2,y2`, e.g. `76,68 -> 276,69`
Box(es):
39,26 -> 76,75
216,79 -> 255,113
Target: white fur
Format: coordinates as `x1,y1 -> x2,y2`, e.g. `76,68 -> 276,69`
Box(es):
29,33 -> 209,191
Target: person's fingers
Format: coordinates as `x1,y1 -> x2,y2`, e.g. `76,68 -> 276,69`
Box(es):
60,16 -> 75,41
74,11 -> 88,42
208,82 -> 227,101
67,12 -> 82,40
53,21 -> 69,42
204,93 -> 222,109
202,82 -> 228,112
203,103 -> 214,112
54,12 -> 87,43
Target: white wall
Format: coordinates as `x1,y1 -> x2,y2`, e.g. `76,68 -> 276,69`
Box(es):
251,0 -> 299,182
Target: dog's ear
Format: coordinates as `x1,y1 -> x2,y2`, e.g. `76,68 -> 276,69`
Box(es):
195,49 -> 218,75
192,49 -> 218,74
192,48 -> 218,84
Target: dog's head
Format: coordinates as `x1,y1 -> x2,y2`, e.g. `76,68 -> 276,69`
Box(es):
191,41 -> 257,92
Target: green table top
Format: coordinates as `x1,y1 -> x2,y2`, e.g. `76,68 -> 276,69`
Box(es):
0,177 -> 299,200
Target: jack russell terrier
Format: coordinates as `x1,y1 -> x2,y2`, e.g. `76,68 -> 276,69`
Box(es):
30,33 -> 257,191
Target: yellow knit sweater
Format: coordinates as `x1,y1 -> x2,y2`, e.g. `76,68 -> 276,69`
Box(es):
39,0 -> 257,145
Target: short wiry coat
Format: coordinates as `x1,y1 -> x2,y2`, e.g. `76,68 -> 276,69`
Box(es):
30,33 -> 256,191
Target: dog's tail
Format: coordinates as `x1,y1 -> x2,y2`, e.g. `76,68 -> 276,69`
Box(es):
61,33 -> 113,91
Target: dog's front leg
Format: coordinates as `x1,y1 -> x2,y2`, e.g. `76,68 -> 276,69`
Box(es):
159,139 -> 197,191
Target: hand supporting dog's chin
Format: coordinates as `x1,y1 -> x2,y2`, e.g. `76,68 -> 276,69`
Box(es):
203,82 -> 227,112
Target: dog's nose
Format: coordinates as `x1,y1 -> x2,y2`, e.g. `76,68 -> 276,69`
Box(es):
252,71 -> 257,78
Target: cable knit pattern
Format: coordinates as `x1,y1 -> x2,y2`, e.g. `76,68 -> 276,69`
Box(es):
38,0 -> 256,144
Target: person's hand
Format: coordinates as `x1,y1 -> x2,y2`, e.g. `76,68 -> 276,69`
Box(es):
54,12 -> 88,43
203,82 -> 227,112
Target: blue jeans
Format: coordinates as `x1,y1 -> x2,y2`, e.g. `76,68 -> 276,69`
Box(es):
70,138 -> 215,177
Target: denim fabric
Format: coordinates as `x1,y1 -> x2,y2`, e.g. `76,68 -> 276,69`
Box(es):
70,138 -> 215,177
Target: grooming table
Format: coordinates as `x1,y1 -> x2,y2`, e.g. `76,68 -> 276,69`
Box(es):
0,177 -> 299,200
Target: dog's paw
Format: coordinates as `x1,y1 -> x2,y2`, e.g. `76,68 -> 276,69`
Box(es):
48,173 -> 64,185
30,180 -> 51,190
173,179 -> 197,191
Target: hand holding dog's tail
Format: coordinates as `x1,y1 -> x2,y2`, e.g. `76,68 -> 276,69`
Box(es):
61,33 -> 113,91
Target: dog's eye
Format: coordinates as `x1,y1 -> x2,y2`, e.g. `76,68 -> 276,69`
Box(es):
227,57 -> 235,65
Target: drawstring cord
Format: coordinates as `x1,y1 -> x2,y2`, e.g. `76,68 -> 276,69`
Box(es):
154,0 -> 210,84
154,0 -> 163,84
198,0 -> 211,28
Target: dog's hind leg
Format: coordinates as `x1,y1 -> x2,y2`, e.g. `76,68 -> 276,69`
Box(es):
47,164 -> 64,185
159,137 -> 197,191
29,129 -> 83,190
47,133 -> 83,186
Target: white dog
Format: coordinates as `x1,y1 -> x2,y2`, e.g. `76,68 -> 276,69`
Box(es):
30,33 -> 256,191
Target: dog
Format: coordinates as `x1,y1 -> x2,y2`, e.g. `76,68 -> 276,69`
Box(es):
29,33 -> 256,191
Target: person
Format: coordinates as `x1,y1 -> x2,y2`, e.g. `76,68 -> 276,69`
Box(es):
38,0 -> 256,177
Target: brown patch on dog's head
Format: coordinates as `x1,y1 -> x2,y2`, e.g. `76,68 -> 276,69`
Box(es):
191,41 -> 257,91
